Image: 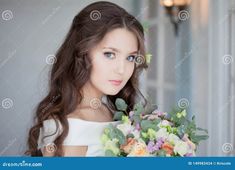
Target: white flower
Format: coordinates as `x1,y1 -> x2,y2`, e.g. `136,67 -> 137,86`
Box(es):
132,129 -> 140,139
174,141 -> 189,156
168,134 -> 180,145
156,128 -> 169,140
157,120 -> 172,128
116,123 -> 134,136
182,134 -> 196,150
104,138 -> 120,155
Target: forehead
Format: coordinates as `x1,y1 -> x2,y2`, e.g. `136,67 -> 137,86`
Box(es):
97,28 -> 138,52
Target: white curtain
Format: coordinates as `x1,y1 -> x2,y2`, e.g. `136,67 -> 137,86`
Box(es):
141,0 -> 235,156
191,0 -> 235,156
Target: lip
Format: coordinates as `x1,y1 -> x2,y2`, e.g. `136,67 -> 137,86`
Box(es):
108,80 -> 123,86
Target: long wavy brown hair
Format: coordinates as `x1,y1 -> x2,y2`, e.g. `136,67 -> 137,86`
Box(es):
26,1 -> 148,156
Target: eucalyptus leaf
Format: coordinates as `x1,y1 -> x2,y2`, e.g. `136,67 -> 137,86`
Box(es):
134,103 -> 144,115
127,133 -> 135,138
115,98 -> 128,111
113,111 -> 125,121
156,150 -> 167,157
107,125 -> 126,145
196,127 -> 208,133
191,134 -> 209,144
133,115 -> 141,124
114,128 -> 126,145
145,103 -> 158,114
141,120 -> 158,131
105,150 -> 116,157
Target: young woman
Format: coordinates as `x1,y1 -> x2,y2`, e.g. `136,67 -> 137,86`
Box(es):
26,1 -> 148,157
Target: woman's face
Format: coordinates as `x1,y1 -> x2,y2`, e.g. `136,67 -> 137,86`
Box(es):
88,28 -> 138,96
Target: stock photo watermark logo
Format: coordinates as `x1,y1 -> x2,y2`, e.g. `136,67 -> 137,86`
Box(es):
42,6 -> 61,25
222,55 -> 233,65
135,54 -> 146,65
178,10 -> 190,21
1,10 -> 13,21
89,98 -> 102,109
89,10 -> 101,21
0,138 -> 17,156
45,143 -> 57,153
46,54 -> 57,65
0,49 -> 17,70
127,6 -> 149,28
1,98 -> 13,109
2,160 -> 42,167
222,143 -> 233,154
178,98 -> 189,109
41,94 -> 60,113
174,49 -> 193,69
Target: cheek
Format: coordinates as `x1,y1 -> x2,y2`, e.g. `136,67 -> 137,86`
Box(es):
124,64 -> 135,80
90,58 -> 109,81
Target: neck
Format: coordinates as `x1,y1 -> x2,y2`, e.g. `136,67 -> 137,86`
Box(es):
79,81 -> 104,108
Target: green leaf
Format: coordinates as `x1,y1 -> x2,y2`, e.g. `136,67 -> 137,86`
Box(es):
127,133 -> 135,139
177,127 -> 184,137
133,103 -> 144,115
107,125 -> 126,145
145,53 -> 152,64
192,115 -> 195,121
196,127 -> 208,133
114,128 -> 126,145
133,115 -> 141,124
105,150 -> 116,157
156,149 -> 167,157
115,98 -> 128,111
190,134 -> 209,144
140,120 -> 159,131
113,111 -> 125,121
144,103 -> 158,115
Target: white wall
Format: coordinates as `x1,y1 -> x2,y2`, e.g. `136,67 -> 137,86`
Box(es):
0,0 -> 135,156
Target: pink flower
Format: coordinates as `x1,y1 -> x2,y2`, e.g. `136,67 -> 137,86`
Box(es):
182,134 -> 196,150
129,111 -> 135,118
152,109 -> 166,117
135,123 -> 141,131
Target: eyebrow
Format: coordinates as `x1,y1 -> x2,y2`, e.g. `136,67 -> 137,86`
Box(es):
103,47 -> 138,54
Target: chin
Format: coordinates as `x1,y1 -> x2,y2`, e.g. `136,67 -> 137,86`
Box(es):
104,89 -> 121,96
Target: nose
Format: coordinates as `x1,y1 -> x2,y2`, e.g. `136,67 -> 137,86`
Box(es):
115,58 -> 125,75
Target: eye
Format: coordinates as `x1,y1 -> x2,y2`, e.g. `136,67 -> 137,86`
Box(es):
127,55 -> 136,62
104,52 -> 115,59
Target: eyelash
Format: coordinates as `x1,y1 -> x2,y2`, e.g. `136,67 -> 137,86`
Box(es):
127,55 -> 136,62
104,52 -> 115,59
103,52 -> 136,62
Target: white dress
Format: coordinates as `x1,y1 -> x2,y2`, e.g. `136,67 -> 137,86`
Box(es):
37,118 -> 120,156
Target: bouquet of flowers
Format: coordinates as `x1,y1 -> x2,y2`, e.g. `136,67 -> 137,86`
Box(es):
101,98 -> 209,157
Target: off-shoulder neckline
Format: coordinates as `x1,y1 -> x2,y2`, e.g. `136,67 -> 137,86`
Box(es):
67,117 -> 120,124
44,118 -> 120,125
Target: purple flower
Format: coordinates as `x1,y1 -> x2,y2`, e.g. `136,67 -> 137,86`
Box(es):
129,111 -> 135,118
156,137 -> 164,148
147,141 -> 156,153
147,139 -> 164,153
185,153 -> 193,157
152,110 -> 165,117
135,123 -> 141,131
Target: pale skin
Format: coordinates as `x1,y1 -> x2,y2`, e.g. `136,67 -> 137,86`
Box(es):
43,28 -> 138,156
